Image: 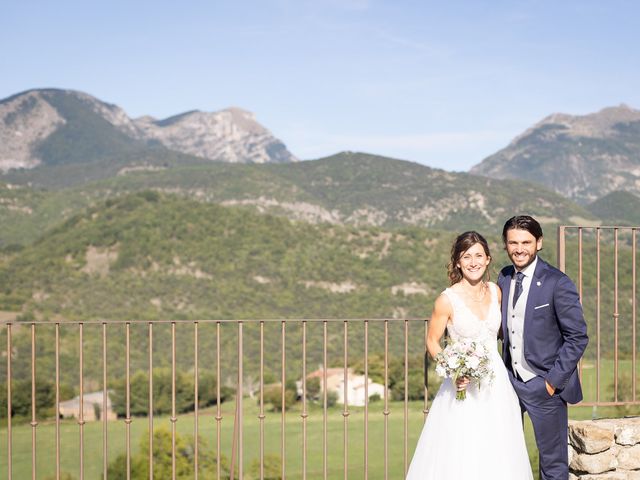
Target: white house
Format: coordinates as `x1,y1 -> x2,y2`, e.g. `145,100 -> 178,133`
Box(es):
300,367 -> 385,406
58,391 -> 117,421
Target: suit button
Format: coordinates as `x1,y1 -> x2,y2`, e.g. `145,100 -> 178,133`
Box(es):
512,315 -> 515,318
512,330 -> 515,334
513,346 -> 516,349
514,361 -> 518,365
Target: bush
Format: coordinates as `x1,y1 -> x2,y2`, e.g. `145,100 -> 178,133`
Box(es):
106,428 -> 235,479
44,473 -> 75,480
0,378 -> 56,419
110,368 -> 226,417
246,453 -> 282,480
263,385 -> 297,412
327,390 -> 338,408
306,377 -> 321,401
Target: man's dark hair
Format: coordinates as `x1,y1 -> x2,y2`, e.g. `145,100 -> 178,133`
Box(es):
502,215 -> 544,243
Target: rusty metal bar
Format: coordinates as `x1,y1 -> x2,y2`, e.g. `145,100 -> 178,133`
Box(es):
281,320 -> 286,480
424,319 -> 429,418
238,321 -> 244,480
364,319 -> 369,480
614,228 -> 619,402
103,322 -> 108,480
578,228 -> 584,381
55,323 -> 60,480
404,319 -> 409,476
302,320 -> 308,480
596,228 -> 601,403
6,323 -> 11,480
578,227 -> 583,299
31,323 -> 37,480
126,322 -> 131,480
149,322 -> 154,480
0,317 -> 431,326
194,322 -> 199,480
634,229 -> 637,402
343,320 -> 349,480
230,351 -> 238,479
216,321 -> 222,480
259,321 -> 265,480
171,322 -> 177,480
79,323 -> 85,480
383,319 -> 389,480
323,320 -> 328,480
557,225 -> 566,272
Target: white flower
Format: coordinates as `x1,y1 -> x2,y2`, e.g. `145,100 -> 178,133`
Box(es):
466,356 -> 480,369
474,344 -> 487,356
447,355 -> 459,369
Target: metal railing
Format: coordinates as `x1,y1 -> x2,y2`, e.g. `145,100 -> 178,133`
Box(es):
558,225 -> 639,406
1,224 -> 637,478
2,318 -> 430,480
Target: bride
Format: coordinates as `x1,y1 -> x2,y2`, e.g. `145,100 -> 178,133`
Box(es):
406,231 -> 533,479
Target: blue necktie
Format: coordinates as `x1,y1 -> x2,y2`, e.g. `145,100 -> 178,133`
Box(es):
512,272 -> 525,308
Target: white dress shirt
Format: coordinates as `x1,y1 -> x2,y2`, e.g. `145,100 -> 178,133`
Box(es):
507,256 -> 538,381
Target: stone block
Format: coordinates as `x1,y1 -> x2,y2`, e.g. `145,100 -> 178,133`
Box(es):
575,473 -> 639,480
570,420 -> 616,454
570,447 -> 618,474
616,419 -> 640,446
616,444 -> 640,470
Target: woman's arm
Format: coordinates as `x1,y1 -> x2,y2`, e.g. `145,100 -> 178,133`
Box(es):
426,293 -> 452,359
496,283 -> 504,341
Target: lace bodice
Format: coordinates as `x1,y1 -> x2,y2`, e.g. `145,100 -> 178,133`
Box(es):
442,282 -> 501,346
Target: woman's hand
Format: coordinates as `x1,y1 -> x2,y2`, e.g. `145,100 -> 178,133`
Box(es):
455,376 -> 470,391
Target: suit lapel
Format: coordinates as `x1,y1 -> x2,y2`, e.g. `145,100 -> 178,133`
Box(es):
523,257 -> 548,333
501,266 -> 515,335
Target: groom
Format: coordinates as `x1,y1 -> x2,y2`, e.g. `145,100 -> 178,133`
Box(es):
498,215 -> 588,480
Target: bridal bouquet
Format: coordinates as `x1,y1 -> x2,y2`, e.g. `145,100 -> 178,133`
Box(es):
434,340 -> 494,400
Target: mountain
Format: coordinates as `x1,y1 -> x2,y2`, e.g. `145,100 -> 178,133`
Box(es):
0,89 -> 296,173
0,191 -> 456,321
135,107 -> 295,164
586,190 -> 640,226
470,105 -> 640,204
0,152 -> 597,247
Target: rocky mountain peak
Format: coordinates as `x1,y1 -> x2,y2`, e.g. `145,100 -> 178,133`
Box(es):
471,104 -> 640,203
0,89 -> 297,172
134,105 -> 296,164
525,104 -> 640,140
0,89 -> 65,171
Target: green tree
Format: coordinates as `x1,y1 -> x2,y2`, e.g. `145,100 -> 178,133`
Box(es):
0,378 -> 56,418
246,453 -> 282,480
106,428 -> 234,479
306,377 -> 321,401
263,385 -> 297,412
110,368 -> 197,417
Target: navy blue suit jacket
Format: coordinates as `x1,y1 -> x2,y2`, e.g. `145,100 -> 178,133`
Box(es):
498,257 -> 588,404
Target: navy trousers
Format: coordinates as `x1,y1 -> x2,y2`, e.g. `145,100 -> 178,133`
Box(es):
509,372 -> 568,480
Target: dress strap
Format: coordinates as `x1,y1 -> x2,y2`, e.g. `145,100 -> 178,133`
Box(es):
442,288 -> 463,317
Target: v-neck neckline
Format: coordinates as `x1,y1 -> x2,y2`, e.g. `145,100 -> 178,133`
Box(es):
448,286 -> 493,322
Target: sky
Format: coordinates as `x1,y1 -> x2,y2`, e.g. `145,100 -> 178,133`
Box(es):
2,0 -> 640,171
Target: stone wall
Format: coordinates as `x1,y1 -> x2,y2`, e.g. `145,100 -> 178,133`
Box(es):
569,417 -> 640,479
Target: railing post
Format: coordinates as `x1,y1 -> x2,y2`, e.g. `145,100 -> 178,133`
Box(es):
6,322 -> 11,480
31,323 -> 37,480
557,225 -> 566,272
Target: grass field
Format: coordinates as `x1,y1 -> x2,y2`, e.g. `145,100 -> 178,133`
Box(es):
2,356 -> 639,479
2,396 -> 640,480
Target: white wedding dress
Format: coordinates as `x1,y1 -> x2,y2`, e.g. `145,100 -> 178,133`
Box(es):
406,283 -> 533,479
